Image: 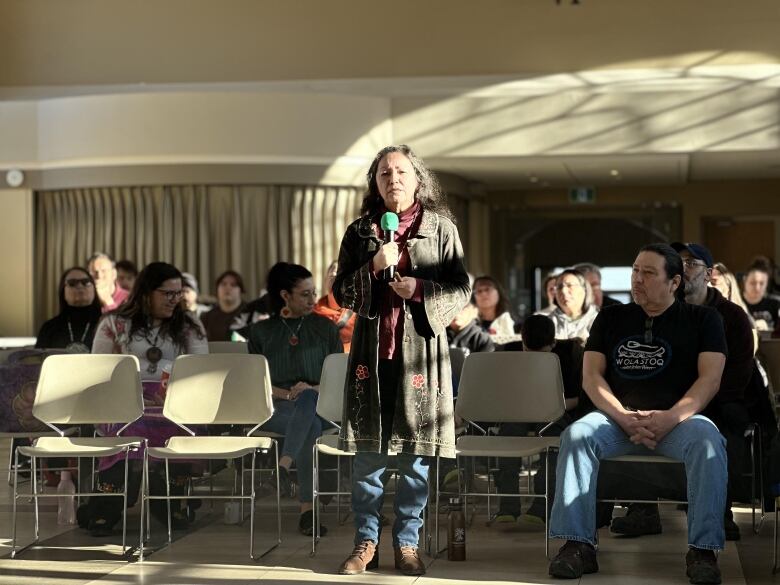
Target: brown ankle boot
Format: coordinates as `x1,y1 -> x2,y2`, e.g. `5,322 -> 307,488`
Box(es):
338,540 -> 378,575
394,545 -> 426,575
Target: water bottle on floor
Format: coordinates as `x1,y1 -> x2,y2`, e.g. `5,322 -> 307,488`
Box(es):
57,471 -> 76,525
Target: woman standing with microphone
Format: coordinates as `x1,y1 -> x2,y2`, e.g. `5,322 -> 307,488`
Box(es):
333,145 -> 470,575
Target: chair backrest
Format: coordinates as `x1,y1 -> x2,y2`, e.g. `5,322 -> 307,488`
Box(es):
455,351 -> 565,423
316,353 -> 349,423
33,354 -> 143,426
163,353 -> 273,426
208,341 -> 249,354
759,339 -> 780,392
449,346 -> 469,388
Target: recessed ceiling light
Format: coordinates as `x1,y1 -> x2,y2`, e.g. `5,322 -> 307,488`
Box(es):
610,169 -> 620,176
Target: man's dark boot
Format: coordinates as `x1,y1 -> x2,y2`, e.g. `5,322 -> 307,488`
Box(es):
610,503 -> 662,536
686,547 -> 721,584
549,540 -> 598,579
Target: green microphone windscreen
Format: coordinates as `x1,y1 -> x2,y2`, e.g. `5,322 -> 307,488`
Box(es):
380,212 -> 399,232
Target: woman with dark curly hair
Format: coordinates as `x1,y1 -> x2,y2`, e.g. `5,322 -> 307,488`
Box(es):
84,262 -> 208,536
334,145 -> 470,575
246,262 -> 343,536
35,266 -> 102,352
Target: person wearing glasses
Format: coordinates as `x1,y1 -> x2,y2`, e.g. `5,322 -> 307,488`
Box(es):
603,243 -> 754,543
35,267 -> 102,352
84,262 -> 208,537
542,269 -> 599,341
548,243 -> 728,585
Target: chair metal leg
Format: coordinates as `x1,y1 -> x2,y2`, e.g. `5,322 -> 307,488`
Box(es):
250,451 -> 257,559
240,454 -> 246,521
165,460 -> 172,544
139,450 -> 148,561
544,447 -> 551,559
311,444 -> 318,556
121,450 -> 130,555
11,448 -> 20,557
32,456 -> 39,541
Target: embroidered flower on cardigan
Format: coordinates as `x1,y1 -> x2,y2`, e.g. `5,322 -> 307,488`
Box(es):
412,374 -> 425,389
355,364 -> 370,380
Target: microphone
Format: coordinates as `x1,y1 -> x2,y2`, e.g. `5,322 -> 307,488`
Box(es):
380,211 -> 400,279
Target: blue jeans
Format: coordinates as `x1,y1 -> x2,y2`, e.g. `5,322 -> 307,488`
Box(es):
352,452 -> 430,547
259,388 -> 323,503
549,410 -> 727,550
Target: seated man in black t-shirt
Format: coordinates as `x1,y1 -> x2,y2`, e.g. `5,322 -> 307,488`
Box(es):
493,314 -> 589,523
603,242 -> 755,542
548,243 -> 728,585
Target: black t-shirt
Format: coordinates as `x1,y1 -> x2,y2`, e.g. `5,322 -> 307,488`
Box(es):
745,297 -> 780,330
585,300 -> 727,411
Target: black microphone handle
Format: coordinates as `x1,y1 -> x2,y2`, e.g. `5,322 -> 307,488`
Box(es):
384,230 -> 396,280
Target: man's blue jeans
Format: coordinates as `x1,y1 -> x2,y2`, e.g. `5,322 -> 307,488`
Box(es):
352,451 -> 429,547
259,388 -> 323,503
549,410 -> 727,550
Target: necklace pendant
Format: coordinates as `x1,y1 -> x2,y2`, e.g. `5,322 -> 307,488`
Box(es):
289,335 -> 299,346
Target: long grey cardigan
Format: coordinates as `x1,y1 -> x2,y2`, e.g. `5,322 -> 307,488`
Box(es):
333,208 -> 471,458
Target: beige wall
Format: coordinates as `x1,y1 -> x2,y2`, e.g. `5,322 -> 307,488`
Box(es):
2,0 -> 779,87
0,188 -> 33,336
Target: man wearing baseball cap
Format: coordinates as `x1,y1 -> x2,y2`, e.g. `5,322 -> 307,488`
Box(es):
608,242 -> 755,543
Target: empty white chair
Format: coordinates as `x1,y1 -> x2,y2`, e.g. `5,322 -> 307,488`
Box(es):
11,354 -> 144,558
140,353 -> 278,561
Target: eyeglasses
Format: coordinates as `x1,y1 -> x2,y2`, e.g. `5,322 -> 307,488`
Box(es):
555,282 -> 582,292
156,288 -> 184,301
644,317 -> 653,344
683,259 -> 707,269
65,278 -> 93,288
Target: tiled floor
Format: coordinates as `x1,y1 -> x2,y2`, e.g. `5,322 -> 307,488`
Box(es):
1,441 -> 778,584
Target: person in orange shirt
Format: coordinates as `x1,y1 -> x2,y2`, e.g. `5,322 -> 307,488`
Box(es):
313,261 -> 355,352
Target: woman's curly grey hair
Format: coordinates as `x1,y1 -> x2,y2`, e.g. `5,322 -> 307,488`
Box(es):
360,144 -> 453,221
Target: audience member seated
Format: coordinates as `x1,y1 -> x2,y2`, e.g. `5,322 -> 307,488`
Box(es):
473,275 -> 516,338
574,262 -> 622,309
742,260 -> 780,331
181,272 -> 210,319
548,243 -> 727,584
494,315 -> 588,524
246,262 -> 342,537
88,252 -> 130,313
313,260 -> 356,352
35,267 -> 102,352
83,262 -> 208,537
537,272 -> 559,315
446,302 -> 495,354
200,270 -> 247,341
542,269 -> 599,341
115,259 -> 138,292
603,243 -> 754,542
710,262 -> 752,317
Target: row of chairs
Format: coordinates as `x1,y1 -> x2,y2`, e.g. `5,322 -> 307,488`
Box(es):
10,352 -> 282,561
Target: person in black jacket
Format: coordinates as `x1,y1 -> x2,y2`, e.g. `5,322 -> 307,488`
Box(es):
446,303 -> 494,354
36,267 -> 102,352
